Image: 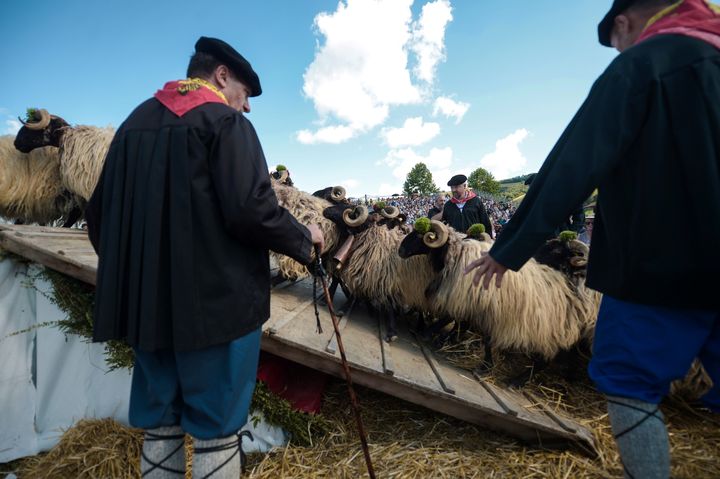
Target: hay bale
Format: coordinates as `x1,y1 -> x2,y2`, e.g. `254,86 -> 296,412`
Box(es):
15,376 -> 720,478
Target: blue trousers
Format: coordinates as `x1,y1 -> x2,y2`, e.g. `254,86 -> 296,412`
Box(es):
129,328 -> 262,439
589,296 -> 719,411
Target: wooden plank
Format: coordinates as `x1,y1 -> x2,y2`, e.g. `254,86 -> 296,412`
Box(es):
267,298 -> 315,335
416,336 -> 455,395
0,233 -> 97,285
0,224 -> 597,451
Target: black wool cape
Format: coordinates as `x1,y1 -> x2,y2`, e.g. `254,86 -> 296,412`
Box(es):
86,99 -> 312,352
491,35 -> 720,310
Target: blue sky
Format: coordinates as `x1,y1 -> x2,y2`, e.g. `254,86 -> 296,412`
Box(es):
0,0 -> 617,198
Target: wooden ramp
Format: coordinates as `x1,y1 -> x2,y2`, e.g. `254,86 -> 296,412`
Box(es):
0,224 -> 596,452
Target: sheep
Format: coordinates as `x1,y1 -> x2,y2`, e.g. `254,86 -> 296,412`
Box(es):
326,211 -> 436,341
269,182 -> 348,283
398,219 -> 601,385
0,135 -> 79,225
14,108 -> 114,202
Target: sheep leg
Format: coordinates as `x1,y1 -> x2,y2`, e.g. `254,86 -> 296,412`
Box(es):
507,355 -> 548,388
472,335 -> 494,378
384,307 -> 399,343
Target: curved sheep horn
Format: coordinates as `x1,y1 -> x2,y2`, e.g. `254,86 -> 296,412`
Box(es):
423,220 -> 449,249
22,109 -> 51,130
342,205 -> 368,227
330,186 -> 346,202
380,205 -> 399,219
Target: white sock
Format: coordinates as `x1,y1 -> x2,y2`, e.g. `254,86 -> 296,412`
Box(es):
141,425 -> 186,478
607,395 -> 670,479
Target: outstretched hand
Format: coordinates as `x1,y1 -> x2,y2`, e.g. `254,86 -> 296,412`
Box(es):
463,252 -> 508,290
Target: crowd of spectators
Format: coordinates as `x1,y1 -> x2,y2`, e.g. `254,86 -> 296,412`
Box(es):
360,192 -> 518,235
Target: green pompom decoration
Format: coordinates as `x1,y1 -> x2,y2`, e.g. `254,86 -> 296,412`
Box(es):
276,164 -> 287,171
25,108 -> 38,122
558,230 -> 578,242
414,217 -> 431,234
375,201 -> 386,209
466,223 -> 486,237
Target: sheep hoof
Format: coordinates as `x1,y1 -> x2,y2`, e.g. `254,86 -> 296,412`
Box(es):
384,333 -> 398,343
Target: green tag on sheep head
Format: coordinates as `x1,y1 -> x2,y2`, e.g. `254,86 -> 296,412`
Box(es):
25,108 -> 38,122
466,223 -> 486,237
414,217 -> 431,235
276,164 -> 287,171
558,230 -> 578,242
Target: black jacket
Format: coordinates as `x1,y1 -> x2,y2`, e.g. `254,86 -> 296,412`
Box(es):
442,196 -> 492,235
491,35 -> 720,310
86,98 -> 312,351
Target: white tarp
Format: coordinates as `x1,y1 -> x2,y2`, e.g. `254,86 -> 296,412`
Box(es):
0,258 -> 287,463
0,259 -> 132,463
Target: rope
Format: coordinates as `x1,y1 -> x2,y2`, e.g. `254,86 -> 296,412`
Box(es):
193,430 -> 254,478
141,430 -> 186,477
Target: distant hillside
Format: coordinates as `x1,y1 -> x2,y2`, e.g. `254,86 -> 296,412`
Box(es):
499,173 -> 534,185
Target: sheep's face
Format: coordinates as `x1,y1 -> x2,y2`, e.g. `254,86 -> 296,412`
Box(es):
398,231 -> 431,258
14,116 -> 69,153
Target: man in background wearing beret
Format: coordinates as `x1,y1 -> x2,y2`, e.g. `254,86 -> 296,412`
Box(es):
440,174 -> 493,236
86,37 -> 324,478
465,1 -> 720,477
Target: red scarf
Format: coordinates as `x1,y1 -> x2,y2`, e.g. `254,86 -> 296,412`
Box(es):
450,190 -> 477,205
637,0 -> 720,49
154,80 -> 228,117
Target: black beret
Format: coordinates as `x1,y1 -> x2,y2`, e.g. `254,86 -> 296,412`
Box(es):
195,36 -> 262,97
598,0 -> 636,47
447,174 -> 467,187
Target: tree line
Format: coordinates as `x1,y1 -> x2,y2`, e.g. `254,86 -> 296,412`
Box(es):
402,163 -> 506,197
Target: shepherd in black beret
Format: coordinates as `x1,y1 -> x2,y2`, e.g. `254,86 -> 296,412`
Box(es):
86,35 -> 324,477
447,174 -> 467,187
195,36 -> 262,97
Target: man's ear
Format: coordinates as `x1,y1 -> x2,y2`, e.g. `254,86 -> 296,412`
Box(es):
213,65 -> 230,88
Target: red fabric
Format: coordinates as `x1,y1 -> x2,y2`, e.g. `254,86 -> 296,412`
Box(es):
449,190 -> 477,205
154,81 -> 227,117
256,352 -> 328,414
637,0 -> 720,49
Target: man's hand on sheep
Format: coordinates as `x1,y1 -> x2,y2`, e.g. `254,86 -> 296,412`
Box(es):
464,252 -> 508,290
306,223 -> 325,254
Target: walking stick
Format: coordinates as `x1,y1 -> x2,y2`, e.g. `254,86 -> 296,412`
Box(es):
313,246 -> 376,479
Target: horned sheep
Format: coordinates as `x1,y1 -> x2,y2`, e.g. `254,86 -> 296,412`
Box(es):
0,135 -> 78,224
398,219 -> 601,384
14,109 -> 114,203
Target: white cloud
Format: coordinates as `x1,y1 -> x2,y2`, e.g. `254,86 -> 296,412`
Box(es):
381,116 -> 440,148
410,0 -> 453,83
296,125 -> 356,144
380,146 -> 454,187
478,128 -> 530,180
432,96 -> 469,124
341,178 -> 359,189
3,118 -> 21,136
298,0 -> 454,144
